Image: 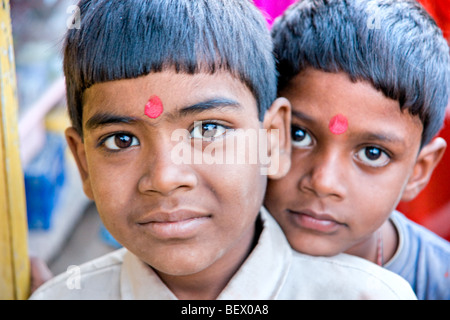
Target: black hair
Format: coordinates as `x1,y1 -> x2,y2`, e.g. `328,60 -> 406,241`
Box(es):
64,0 -> 276,136
272,0 -> 450,146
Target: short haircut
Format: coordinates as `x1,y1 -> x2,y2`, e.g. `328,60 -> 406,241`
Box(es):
64,0 -> 276,136
272,0 -> 450,146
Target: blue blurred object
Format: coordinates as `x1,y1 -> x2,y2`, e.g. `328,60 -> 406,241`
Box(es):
24,133 -> 65,230
99,223 -> 122,249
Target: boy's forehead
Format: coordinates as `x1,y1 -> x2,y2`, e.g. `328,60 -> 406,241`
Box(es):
287,69 -> 423,147
286,70 -> 403,117
85,70 -> 252,99
82,71 -> 259,124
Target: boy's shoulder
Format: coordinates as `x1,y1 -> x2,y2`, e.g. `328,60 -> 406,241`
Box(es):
390,210 -> 450,253
280,251 -> 417,299
30,210 -> 417,300
29,248 -> 126,300
386,211 -> 450,299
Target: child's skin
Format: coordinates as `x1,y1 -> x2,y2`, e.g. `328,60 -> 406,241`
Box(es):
264,68 -> 446,264
66,70 -> 290,299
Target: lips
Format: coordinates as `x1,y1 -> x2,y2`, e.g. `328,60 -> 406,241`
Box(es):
287,209 -> 345,234
137,210 -> 212,240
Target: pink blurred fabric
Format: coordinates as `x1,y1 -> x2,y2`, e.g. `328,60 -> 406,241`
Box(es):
254,0 -> 297,26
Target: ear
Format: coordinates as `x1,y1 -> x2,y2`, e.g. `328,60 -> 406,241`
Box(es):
261,97 -> 291,179
65,127 -> 94,200
401,137 -> 447,201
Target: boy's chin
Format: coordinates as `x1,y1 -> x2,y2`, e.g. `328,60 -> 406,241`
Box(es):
141,247 -> 226,277
288,238 -> 344,257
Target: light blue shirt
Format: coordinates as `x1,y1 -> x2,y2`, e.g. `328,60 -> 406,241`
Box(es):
386,211 -> 450,300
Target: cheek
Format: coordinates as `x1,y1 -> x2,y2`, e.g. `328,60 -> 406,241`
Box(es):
265,179 -> 285,203
369,168 -> 410,203
91,177 -> 129,231
347,172 -> 406,230
224,164 -> 264,204
264,177 -> 293,218
265,163 -> 299,197
86,157 -> 136,223
201,163 -> 264,222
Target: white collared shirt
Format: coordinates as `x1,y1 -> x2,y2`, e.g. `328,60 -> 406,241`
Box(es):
30,208 -> 416,300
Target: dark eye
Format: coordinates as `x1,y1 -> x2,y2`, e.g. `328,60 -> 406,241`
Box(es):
104,133 -> 139,150
291,125 -> 312,148
190,122 -> 227,140
355,146 -> 390,167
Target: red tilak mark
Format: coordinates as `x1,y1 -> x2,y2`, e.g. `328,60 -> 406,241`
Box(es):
329,114 -> 349,135
144,95 -> 164,119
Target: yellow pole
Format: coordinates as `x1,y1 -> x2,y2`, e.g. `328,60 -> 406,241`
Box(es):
0,0 -> 30,300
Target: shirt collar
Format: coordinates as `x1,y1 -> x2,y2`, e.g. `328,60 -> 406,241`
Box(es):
120,207 -> 292,299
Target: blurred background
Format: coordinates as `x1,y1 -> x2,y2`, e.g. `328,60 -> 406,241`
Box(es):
7,0 -> 449,278
11,0 -> 119,276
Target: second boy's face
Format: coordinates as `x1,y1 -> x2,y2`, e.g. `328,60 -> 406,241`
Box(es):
265,69 -> 424,256
67,70 -> 290,279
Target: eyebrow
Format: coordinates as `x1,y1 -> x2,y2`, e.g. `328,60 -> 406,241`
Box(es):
177,98 -> 242,117
291,110 -> 314,122
359,132 -> 405,145
85,113 -> 139,130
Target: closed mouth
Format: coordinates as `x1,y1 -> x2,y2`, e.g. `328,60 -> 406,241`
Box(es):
137,210 -> 212,239
287,209 -> 345,233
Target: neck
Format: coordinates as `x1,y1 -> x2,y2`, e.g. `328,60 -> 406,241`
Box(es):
345,219 -> 398,266
157,219 -> 261,300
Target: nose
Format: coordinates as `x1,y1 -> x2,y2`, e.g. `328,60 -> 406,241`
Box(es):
298,150 -> 346,200
138,140 -> 198,196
